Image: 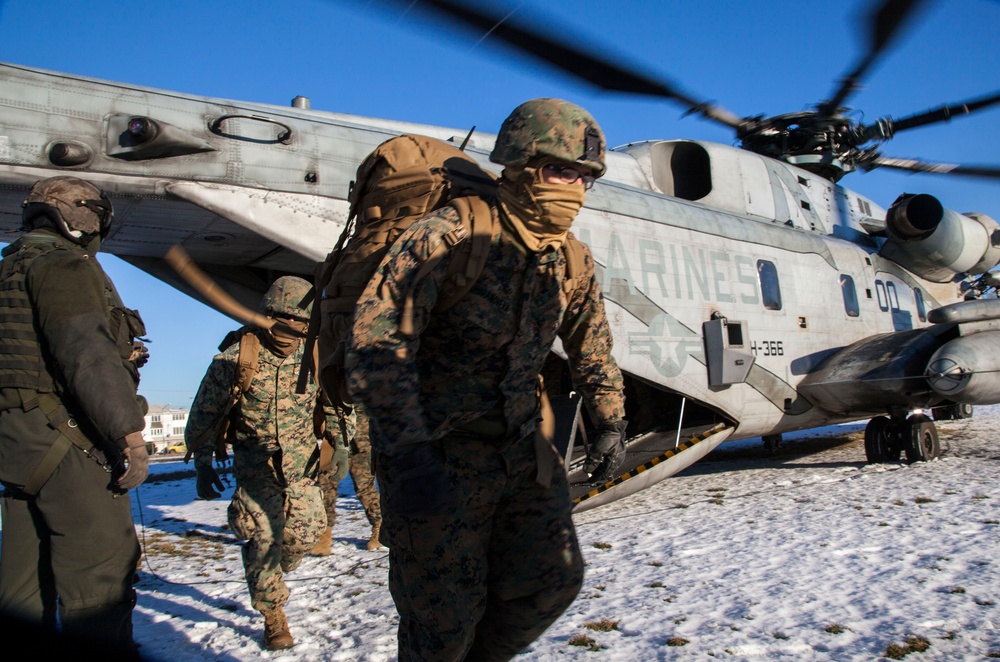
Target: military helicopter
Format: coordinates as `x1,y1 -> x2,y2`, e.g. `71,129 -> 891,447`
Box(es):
0,0 -> 998,511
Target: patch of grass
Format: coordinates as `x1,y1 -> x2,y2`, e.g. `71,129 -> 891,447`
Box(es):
707,487 -> 727,493
672,503 -> 689,509
666,636 -> 689,647
649,582 -> 665,588
984,520 -> 999,525
886,643 -> 908,659
710,498 -> 725,505
885,635 -> 931,659
584,619 -> 619,632
949,586 -> 966,594
592,542 -> 612,550
893,500 -> 905,506
914,497 -> 936,504
825,624 -> 846,634
976,598 -> 995,606
772,631 -> 789,640
648,561 -> 663,567
568,634 -> 602,651
973,494 -> 990,500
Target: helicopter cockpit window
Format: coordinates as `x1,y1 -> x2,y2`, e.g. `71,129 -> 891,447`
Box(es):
840,274 -> 860,317
757,260 -> 782,310
914,288 -> 927,322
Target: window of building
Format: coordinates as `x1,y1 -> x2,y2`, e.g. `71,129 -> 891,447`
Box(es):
840,275 -> 860,317
151,415 -> 161,422
757,260 -> 782,310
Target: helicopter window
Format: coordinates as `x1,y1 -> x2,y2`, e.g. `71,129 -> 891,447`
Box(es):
840,275 -> 860,317
757,260 -> 782,310
874,280 -> 901,312
914,288 -> 927,322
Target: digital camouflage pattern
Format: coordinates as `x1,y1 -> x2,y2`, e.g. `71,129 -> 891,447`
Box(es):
186,328 -> 333,612
385,432 -> 582,660
316,408 -> 351,528
346,204 -> 624,455
317,404 -> 382,530
258,275 -> 312,319
346,200 -> 624,659
489,98 -> 607,176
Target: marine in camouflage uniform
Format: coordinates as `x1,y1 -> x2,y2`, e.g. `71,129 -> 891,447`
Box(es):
311,403 -> 383,555
346,99 -> 626,661
0,177 -> 150,656
184,276 -> 334,651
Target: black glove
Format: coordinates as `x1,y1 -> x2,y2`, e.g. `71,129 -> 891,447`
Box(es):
116,432 -> 150,490
196,463 -> 225,500
381,444 -> 458,518
584,420 -> 627,483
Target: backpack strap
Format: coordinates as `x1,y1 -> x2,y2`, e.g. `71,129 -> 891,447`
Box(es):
560,232 -> 587,299
184,331 -> 260,463
237,333 -> 260,393
399,196 -> 495,337
436,196 -> 495,311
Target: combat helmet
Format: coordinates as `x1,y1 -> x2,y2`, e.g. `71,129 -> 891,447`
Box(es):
489,98 -> 607,177
259,276 -> 313,321
21,176 -> 114,244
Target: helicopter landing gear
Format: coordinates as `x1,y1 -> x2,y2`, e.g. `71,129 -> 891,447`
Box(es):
864,413 -> 942,464
904,413 -> 941,463
864,416 -> 901,463
762,434 -> 782,453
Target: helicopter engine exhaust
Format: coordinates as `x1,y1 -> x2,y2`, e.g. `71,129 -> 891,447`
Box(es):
879,194 -> 1000,282
925,331 -> 1000,404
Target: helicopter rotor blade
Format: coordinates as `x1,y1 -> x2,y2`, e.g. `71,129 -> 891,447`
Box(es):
867,156 -> 1000,180
391,0 -> 744,129
819,0 -> 930,115
864,91 -> 1000,141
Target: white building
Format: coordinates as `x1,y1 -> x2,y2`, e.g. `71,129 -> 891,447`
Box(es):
143,404 -> 190,454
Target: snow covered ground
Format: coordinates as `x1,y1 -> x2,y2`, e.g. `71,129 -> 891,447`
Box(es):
5,406 -> 1000,660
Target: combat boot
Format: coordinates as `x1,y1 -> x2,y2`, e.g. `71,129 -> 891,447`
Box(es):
366,521 -> 385,550
262,606 -> 294,650
309,525 -> 333,556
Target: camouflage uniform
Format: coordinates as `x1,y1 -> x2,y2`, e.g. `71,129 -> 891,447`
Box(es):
186,327 -> 332,615
347,199 -> 625,659
316,404 -> 381,532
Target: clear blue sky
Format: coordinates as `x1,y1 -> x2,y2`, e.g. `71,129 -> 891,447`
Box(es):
2,0 -> 998,407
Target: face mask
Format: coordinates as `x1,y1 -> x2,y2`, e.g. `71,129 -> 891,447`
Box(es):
264,317 -> 308,357
497,167 -> 587,252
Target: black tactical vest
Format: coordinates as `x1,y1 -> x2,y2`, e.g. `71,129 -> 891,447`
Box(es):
0,232 -> 145,396
0,234 -> 66,393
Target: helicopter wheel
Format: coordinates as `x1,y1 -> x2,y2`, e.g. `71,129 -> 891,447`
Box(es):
904,414 -> 941,464
864,416 -> 901,463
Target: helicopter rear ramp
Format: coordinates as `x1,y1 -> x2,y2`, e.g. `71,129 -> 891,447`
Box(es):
570,423 -> 734,513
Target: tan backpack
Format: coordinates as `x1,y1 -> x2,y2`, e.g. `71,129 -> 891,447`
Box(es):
313,133 -> 588,409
